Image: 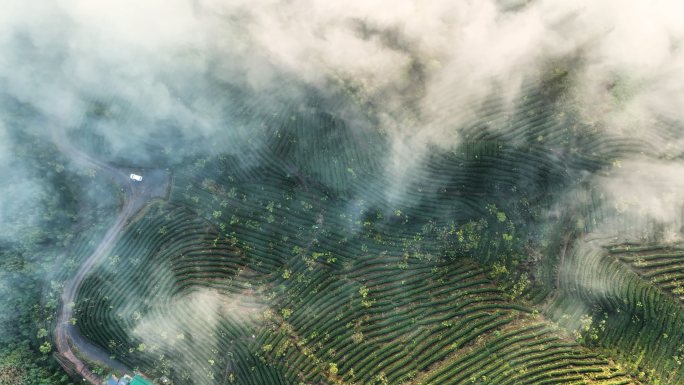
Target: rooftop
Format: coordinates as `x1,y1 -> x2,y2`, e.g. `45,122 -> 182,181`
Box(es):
129,375 -> 155,385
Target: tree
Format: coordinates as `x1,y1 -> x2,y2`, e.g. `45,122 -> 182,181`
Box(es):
39,342 -> 51,354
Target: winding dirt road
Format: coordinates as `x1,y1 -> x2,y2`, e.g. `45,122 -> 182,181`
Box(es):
51,126 -> 140,384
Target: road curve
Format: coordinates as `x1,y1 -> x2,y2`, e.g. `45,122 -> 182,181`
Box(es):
51,125 -> 138,384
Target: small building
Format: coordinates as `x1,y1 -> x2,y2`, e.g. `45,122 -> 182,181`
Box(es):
129,375 -> 155,385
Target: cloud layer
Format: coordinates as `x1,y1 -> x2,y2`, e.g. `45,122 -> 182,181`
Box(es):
2,0 -> 684,233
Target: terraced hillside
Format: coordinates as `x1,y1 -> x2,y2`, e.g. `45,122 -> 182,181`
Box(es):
74,203 -> 271,382
617,244 -> 684,300
65,69 -> 670,385
76,203 -> 635,385
548,237 -> 684,384
64,79 -> 652,384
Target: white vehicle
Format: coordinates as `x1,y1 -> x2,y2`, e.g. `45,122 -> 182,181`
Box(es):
130,174 -> 143,181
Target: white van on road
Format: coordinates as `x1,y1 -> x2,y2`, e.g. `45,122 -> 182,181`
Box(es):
130,174 -> 143,181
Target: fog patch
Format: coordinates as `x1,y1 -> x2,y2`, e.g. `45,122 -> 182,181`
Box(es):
129,288 -> 264,380
592,160 -> 684,242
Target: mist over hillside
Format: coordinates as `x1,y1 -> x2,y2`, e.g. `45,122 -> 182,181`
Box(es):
2,1 -> 684,385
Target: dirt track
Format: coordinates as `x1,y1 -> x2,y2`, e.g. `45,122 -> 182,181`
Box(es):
51,125 -> 145,384
54,195 -> 137,383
